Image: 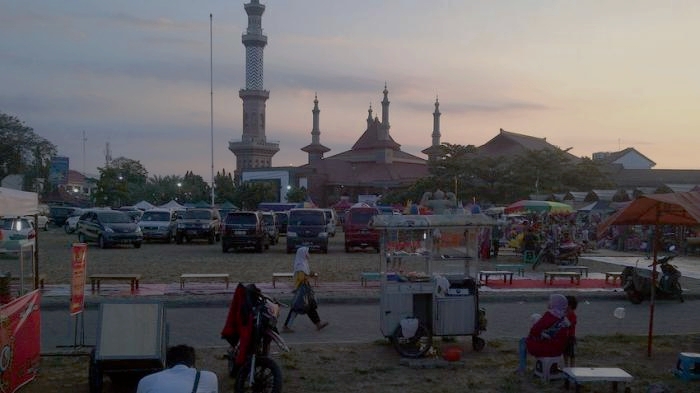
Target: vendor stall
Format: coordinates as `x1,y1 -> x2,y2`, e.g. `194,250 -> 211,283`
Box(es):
371,213 -> 495,357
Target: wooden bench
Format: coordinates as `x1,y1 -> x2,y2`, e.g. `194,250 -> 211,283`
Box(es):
180,273 -> 230,289
10,274 -> 46,289
557,265 -> 589,277
495,264 -> 526,277
89,274 -> 141,293
605,271 -> 624,285
360,272 -> 381,287
272,272 -> 318,288
544,271 -> 581,285
478,270 -> 513,285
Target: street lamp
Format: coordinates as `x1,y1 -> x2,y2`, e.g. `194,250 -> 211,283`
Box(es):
177,182 -> 182,201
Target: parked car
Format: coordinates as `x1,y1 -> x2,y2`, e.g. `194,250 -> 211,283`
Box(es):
49,205 -> 80,227
274,211 -> 289,236
0,217 -> 36,242
63,208 -> 84,234
175,208 -> 221,244
23,214 -> 49,231
343,206 -> 380,252
286,208 -> 328,254
221,211 -> 269,253
117,206 -> 143,222
139,208 -> 177,243
322,208 -> 338,237
76,210 -> 143,249
261,211 -> 280,245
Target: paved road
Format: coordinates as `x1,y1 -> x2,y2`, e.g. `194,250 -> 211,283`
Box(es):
42,297 -> 700,354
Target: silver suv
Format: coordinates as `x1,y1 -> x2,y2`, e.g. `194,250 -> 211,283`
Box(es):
139,208 -> 177,243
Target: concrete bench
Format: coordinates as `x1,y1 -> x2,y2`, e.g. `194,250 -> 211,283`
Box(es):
10,274 -> 46,289
180,273 -> 229,289
272,272 -> 318,288
562,367 -> 633,392
360,272 -> 381,287
544,271 -> 581,285
557,266 -> 589,277
478,270 -> 513,285
605,271 -> 624,285
495,264 -> 526,277
89,274 -> 141,293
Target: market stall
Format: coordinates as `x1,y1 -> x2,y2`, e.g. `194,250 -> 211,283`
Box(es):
371,213 -> 495,357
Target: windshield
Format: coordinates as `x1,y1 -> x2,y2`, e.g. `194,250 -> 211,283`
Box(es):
1,218 -> 31,231
262,215 -> 274,225
349,210 -> 375,224
227,213 -> 256,225
183,210 -> 212,220
289,211 -> 325,226
97,211 -> 133,224
142,212 -> 171,221
274,213 -> 288,224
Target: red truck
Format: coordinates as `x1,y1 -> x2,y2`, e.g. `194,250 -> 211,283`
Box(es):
343,206 -> 380,252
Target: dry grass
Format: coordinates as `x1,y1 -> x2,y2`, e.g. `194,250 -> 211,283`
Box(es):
23,335 -> 700,392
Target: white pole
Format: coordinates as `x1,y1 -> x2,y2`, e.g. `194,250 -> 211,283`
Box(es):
210,13 -> 215,207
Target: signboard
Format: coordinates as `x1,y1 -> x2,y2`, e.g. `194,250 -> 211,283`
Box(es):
70,243 -> 87,316
48,156 -> 69,185
0,290 -> 41,393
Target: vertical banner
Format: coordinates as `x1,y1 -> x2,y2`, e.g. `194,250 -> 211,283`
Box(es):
0,290 -> 41,393
70,243 -> 87,316
48,156 -> 69,186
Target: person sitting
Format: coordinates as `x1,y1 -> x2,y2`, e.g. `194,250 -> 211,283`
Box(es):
517,294 -> 572,374
136,344 -> 218,393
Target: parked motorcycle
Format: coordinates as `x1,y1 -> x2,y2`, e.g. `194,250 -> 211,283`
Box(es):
621,254 -> 684,304
222,283 -> 290,393
532,238 -> 582,270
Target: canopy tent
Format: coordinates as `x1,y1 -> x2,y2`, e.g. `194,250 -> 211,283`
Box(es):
577,200 -> 614,213
159,200 -> 185,210
133,200 -> 155,211
597,191 -> 700,357
504,200 -> 573,215
217,201 -> 239,210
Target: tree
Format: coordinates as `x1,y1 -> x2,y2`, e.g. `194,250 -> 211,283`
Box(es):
93,157 -> 148,207
0,112 -> 57,193
214,169 -> 236,203
232,182 -> 276,210
286,186 -> 307,203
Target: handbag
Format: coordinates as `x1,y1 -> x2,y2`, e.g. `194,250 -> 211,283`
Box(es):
191,370 -> 200,393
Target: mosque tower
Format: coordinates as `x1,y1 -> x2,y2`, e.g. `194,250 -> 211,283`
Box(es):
229,0 -> 279,178
301,94 -> 330,164
421,97 -> 443,162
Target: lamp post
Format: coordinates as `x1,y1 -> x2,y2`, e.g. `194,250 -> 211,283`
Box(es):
177,182 -> 182,202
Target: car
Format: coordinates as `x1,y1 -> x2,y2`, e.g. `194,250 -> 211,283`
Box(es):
322,208 -> 338,237
76,210 -> 143,249
0,217 -> 36,243
343,206 -> 380,252
274,211 -> 289,236
175,208 -> 221,244
261,211 -> 280,245
286,208 -> 328,254
23,214 -> 49,231
117,206 -> 143,222
49,205 -> 80,227
139,208 -> 177,243
63,208 -> 84,234
221,211 -> 269,253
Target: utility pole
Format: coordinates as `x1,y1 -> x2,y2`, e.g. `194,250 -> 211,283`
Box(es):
210,13 -> 215,207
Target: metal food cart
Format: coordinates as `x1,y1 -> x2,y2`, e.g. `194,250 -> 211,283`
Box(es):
371,214 -> 494,357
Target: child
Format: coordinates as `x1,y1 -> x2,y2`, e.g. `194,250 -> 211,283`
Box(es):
564,295 -> 578,367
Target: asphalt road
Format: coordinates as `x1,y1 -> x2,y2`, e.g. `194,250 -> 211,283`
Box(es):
42,298 -> 700,354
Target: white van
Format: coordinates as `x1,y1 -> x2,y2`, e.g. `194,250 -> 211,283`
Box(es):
322,208 -> 338,237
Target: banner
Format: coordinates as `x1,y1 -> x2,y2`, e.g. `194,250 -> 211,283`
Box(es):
70,243 -> 87,316
48,156 -> 69,186
0,290 -> 41,393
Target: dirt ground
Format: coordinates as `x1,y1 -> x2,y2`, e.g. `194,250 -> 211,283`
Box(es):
6,229 -> 700,392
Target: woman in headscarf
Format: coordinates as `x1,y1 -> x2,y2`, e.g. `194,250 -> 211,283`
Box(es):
282,247 -> 329,333
517,294 -> 572,373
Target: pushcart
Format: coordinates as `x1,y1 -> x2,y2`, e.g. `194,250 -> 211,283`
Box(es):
88,301 -> 168,393
371,214 -> 494,358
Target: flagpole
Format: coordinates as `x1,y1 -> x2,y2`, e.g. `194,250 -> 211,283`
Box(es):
210,13 -> 215,207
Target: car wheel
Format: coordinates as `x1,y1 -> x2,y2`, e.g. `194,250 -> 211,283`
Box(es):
164,232 -> 171,244
175,235 -> 183,244
43,222 -> 49,231
133,242 -> 142,249
78,232 -> 86,243
208,232 -> 215,244
98,236 -> 107,249
64,224 -> 72,234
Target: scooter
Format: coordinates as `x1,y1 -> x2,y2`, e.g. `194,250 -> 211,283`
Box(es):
532,238 -> 581,270
621,254 -> 684,304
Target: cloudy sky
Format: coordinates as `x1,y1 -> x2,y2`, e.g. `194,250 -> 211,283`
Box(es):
2,1 -> 699,181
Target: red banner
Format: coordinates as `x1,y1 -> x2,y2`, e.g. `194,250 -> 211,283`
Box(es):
70,243 -> 87,316
0,290 -> 41,393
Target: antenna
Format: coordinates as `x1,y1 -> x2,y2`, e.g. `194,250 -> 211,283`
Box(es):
82,130 -> 87,175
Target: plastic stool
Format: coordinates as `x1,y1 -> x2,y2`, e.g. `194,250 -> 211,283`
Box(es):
675,352 -> 700,381
534,356 -> 564,382
523,250 -> 537,264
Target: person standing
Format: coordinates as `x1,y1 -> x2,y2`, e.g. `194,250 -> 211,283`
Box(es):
136,344 -> 218,393
564,295 -> 578,367
283,247 -> 329,333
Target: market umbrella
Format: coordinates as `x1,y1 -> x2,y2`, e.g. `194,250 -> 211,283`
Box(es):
597,191 -> 700,356
504,200 -> 573,215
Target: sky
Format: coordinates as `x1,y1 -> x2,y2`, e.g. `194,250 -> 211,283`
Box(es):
2,0 -> 700,181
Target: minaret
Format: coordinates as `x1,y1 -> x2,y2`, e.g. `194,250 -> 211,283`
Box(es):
229,0 -> 279,178
421,96 -> 443,162
379,83 -> 390,141
301,94 -> 330,164
366,103 -> 373,130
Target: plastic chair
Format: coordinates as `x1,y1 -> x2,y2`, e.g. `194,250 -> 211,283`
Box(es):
533,356 -> 565,382
675,352 -> 700,381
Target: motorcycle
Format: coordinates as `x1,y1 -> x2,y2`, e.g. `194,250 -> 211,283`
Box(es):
532,237 -> 582,270
222,283 -> 290,393
620,254 -> 684,304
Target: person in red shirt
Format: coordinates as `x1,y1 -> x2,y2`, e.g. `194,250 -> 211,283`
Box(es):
517,294 -> 571,373
564,295 -> 578,367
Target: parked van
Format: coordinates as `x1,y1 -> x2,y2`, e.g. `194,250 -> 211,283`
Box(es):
286,208 -> 328,254
343,206 -> 380,252
322,208 -> 338,237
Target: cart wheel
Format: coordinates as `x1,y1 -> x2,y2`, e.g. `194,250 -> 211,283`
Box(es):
390,322 -> 432,358
89,350 -> 103,393
472,336 -> 486,352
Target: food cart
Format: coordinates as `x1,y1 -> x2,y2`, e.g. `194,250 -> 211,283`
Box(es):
371,213 -> 494,357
